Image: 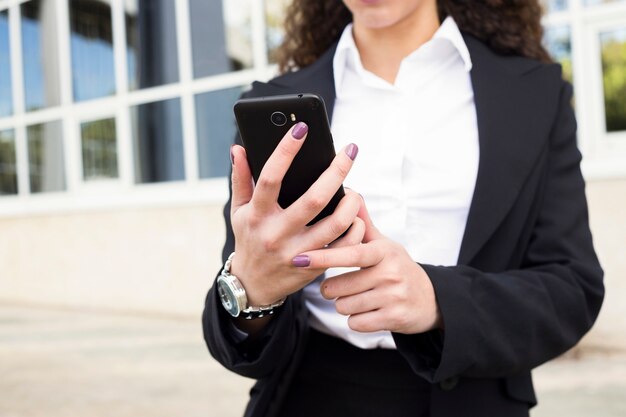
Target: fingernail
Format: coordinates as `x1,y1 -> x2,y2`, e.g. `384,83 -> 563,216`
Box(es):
345,143 -> 358,160
230,145 -> 235,165
292,254 -> 310,267
292,122 -> 308,140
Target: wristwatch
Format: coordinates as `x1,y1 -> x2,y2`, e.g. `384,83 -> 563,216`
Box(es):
216,252 -> 286,320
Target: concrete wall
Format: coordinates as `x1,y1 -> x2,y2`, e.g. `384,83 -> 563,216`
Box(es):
0,179 -> 624,349
0,205 -> 226,317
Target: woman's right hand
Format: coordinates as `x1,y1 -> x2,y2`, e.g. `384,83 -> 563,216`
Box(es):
228,122 -> 363,309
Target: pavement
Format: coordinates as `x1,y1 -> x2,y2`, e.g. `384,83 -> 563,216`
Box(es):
0,303 -> 624,417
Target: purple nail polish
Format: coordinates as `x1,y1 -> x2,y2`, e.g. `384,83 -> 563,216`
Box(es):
292,254 -> 310,267
230,145 -> 235,165
345,143 -> 358,160
292,122 -> 308,140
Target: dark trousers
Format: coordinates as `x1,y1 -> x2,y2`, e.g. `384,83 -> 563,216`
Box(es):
277,329 -> 431,417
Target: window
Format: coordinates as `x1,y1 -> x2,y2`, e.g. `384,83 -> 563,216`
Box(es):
0,10 -> 12,118
544,26 -> 573,83
544,0 -> 569,12
0,129 -> 17,195
81,118 -> 119,180
21,0 -> 61,111
69,0 -> 116,101
27,121 -> 66,193
195,87 -> 242,178
125,0 -> 179,91
600,27 -> 626,132
189,0 -> 253,78
131,98 -> 184,184
265,0 -> 289,64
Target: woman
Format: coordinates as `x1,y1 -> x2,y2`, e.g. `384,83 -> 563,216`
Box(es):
203,1 -> 604,416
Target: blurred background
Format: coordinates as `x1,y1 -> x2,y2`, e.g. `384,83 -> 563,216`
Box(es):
0,0 -> 625,416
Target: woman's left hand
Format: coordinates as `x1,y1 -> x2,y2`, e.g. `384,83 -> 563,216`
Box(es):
292,202 -> 443,335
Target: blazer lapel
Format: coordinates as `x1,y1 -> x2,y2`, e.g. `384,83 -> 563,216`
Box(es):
457,35 -> 557,265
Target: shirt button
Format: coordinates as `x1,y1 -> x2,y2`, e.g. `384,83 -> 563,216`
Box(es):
439,376 -> 460,391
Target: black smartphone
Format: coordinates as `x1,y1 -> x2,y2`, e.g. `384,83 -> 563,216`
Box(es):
233,93 -> 344,225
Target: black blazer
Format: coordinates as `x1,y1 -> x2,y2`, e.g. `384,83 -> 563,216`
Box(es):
203,34 -> 604,417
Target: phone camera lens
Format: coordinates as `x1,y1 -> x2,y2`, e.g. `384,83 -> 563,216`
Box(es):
271,111 -> 287,126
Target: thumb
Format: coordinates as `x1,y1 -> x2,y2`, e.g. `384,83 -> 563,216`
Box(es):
230,145 -> 254,213
357,195 -> 382,243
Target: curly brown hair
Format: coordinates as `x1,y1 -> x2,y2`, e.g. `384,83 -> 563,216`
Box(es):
275,0 -> 552,73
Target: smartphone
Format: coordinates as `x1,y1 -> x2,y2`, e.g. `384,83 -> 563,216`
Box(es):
233,93 -> 344,225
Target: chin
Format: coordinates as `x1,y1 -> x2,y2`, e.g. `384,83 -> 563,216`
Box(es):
352,9 -> 398,29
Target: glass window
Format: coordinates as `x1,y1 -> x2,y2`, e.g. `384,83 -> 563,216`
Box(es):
600,28 -> 626,133
544,26 -> 573,83
189,0 -> 252,78
195,87 -> 242,178
69,0 -> 116,101
81,117 -> 118,180
543,0 -> 568,12
131,98 -> 184,183
125,0 -> 179,90
0,129 -> 17,195
585,0 -> 626,6
0,10 -> 12,118
21,0 -> 61,111
27,121 -> 66,193
265,0 -> 289,64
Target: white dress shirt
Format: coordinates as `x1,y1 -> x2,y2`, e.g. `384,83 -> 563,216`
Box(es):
303,17 -> 480,349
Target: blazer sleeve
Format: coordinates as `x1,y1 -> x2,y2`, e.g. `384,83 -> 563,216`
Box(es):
392,80 -> 605,382
201,92 -> 306,379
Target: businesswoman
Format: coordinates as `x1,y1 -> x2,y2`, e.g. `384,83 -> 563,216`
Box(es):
203,0 -> 604,416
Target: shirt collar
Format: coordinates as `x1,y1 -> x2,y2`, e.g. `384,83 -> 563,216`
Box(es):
333,16 -> 472,94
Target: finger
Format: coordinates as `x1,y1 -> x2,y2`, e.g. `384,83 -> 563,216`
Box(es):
251,122 -> 309,212
334,290 -> 382,316
328,216 -> 365,249
347,310 -> 388,333
284,143 -> 358,226
230,145 -> 254,212
299,190 -> 362,249
291,240 -> 382,270
357,195 -> 383,242
321,267 -> 377,299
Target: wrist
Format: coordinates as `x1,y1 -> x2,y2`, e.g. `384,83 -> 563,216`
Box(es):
230,254 -> 285,306
217,252 -> 286,319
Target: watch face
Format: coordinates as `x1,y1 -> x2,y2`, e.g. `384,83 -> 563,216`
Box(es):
217,277 -> 241,317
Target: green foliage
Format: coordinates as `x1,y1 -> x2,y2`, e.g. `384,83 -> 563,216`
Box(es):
601,38 -> 626,132
0,130 -> 17,195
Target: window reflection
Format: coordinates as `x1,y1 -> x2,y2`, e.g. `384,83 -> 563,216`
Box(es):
0,129 -> 17,195
125,0 -> 179,90
21,0 -> 61,111
544,26 -> 573,83
543,0 -> 568,12
195,87 -> 242,178
27,121 -> 66,193
0,10 -> 12,118
70,0 -> 116,101
600,28 -> 626,132
81,118 -> 118,180
265,0 -> 289,64
189,0 -> 252,78
131,98 -> 185,183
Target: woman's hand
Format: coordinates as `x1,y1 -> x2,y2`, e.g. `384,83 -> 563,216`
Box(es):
293,202 -> 443,335
229,122 -> 362,308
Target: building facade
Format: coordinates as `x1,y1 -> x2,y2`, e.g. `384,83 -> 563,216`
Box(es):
0,0 -> 625,350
